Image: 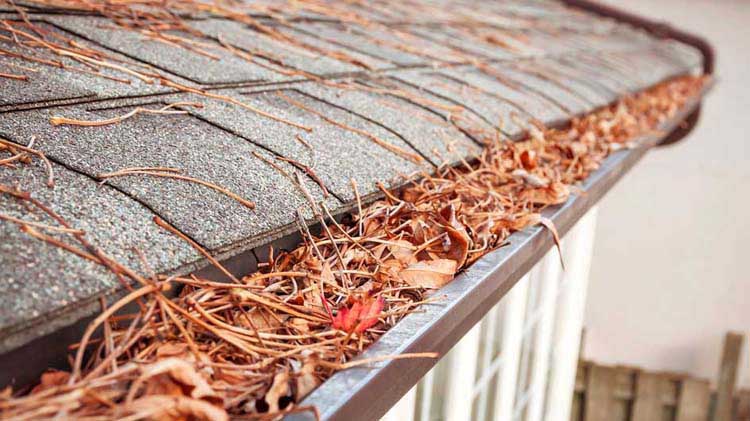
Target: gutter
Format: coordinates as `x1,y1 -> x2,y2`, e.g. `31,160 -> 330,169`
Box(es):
289,83 -> 712,421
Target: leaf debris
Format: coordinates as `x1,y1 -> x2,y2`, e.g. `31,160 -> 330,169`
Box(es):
0,74 -> 706,420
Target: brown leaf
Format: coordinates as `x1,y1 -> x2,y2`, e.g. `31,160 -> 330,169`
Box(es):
156,342 -> 190,358
399,259 -> 458,289
265,370 -> 291,413
512,168 -> 548,188
442,225 -> 469,268
290,317 -> 310,334
521,181 -> 570,205
388,239 -> 417,266
320,261 -> 335,285
138,358 -> 221,404
503,213 -> 564,269
31,370 -> 69,394
438,204 -> 471,267
294,354 -> 320,401
122,395 -> 228,421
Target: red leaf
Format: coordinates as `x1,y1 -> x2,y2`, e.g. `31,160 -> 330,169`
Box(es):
332,296 -> 384,333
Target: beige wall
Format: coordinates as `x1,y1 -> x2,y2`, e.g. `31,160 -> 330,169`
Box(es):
584,0 -> 750,387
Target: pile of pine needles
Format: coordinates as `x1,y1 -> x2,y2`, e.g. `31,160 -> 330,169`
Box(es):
0,75 -> 706,420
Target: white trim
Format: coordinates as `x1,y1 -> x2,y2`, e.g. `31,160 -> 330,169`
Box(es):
493,273 -> 531,421
544,207 -> 598,421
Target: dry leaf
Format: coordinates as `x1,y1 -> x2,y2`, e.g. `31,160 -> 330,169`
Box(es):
388,240 -> 417,265
264,370 -> 291,413
438,204 -> 471,267
332,295 -> 385,333
156,342 -> 189,358
512,168 -> 548,188
520,149 -> 537,169
294,355 -> 320,401
521,181 -> 570,205
399,259 -> 458,289
138,358 -> 221,404
31,370 -> 70,394
122,395 -> 228,421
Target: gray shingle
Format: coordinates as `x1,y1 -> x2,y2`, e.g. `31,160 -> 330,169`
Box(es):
476,63 -> 593,116
192,88 -> 429,202
294,81 -> 482,165
190,19 -> 364,76
393,70 -> 529,137
439,67 -> 571,124
360,75 -> 502,143
47,15 -> 288,85
0,102 -> 331,251
0,159 -> 201,351
290,22 -> 429,67
0,22 -> 168,108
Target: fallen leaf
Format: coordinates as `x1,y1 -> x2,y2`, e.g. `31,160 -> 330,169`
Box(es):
31,370 -> 70,394
138,358 -> 220,404
332,295 -> 385,333
388,240 -> 417,265
438,204 -> 471,267
399,259 -> 457,289
521,181 -> 570,205
264,370 -> 291,413
512,168 -> 548,188
520,149 -> 537,169
498,213 -> 564,269
294,355 -> 320,401
122,395 -> 228,421
156,342 -> 189,358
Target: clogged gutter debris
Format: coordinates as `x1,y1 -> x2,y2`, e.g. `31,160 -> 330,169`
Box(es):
0,75 -> 706,420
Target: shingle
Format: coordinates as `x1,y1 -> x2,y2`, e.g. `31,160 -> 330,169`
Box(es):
0,159 -> 201,351
393,70 -> 528,137
0,102 -> 331,252
480,62 -> 592,116
189,19 -> 364,76
191,88 -> 429,202
47,15 -> 288,85
289,22 -> 428,67
407,26 -> 521,61
555,57 -> 632,96
294,81 -> 482,166
359,75 -> 500,144
443,25 -> 543,58
273,24 -> 392,71
439,67 -> 571,124
513,59 -> 615,108
0,22 -> 168,108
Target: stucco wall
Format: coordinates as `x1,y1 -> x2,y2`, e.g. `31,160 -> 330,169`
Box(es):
584,0 -> 750,388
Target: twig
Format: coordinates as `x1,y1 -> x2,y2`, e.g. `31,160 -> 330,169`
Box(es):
98,167 -> 255,210
49,102 -> 203,127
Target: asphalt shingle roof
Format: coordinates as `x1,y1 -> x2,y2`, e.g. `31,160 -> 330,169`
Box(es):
0,0 -> 703,353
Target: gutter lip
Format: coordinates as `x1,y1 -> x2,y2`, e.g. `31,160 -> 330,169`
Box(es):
289,83 -> 712,421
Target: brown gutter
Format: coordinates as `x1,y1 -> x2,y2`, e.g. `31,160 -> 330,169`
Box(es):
562,0 -> 715,146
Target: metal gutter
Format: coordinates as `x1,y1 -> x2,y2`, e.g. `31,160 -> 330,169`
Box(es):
289,83 -> 712,421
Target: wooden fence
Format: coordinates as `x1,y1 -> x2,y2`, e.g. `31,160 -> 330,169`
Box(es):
572,333 -> 748,421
